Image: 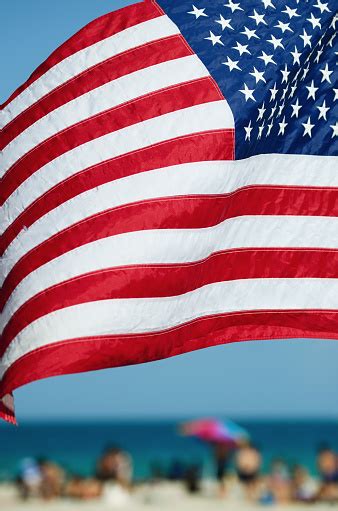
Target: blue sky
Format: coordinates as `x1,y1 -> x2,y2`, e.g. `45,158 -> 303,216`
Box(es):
1,0 -> 338,420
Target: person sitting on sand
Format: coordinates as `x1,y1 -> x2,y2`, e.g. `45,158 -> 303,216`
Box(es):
17,458 -> 42,500
316,445 -> 338,503
268,458 -> 291,503
65,475 -> 102,500
291,464 -> 317,502
235,443 -> 262,501
96,446 -> 133,489
38,458 -> 65,500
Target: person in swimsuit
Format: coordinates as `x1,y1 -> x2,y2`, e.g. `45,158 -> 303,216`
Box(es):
235,443 -> 262,500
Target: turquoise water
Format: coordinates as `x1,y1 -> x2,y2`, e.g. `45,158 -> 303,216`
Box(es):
0,419 -> 338,481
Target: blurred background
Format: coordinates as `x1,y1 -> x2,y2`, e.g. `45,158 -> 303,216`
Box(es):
1,340 -> 338,509
1,1 -> 338,509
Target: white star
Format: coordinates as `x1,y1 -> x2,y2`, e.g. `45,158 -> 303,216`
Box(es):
274,20 -> 293,33
232,41 -> 251,55
316,100 -> 330,120
224,0 -> 243,13
215,15 -> 233,31
330,122 -> 338,137
282,5 -> 300,18
315,47 -> 324,63
269,83 -> 278,101
307,13 -> 321,29
280,64 -> 290,83
262,0 -> 275,8
239,83 -> 256,102
257,123 -> 265,139
188,5 -> 208,18
306,80 -> 318,100
302,65 -> 310,80
223,56 -> 241,71
248,9 -> 267,25
269,104 -> 277,119
302,116 -> 315,137
320,63 -> 333,83
318,34 -> 326,46
278,116 -> 288,135
266,121 -> 274,136
328,33 -> 336,48
257,102 -> 266,120
289,83 -> 297,98
241,26 -> 259,39
290,46 -> 302,65
333,89 -> 338,101
250,67 -> 266,84
293,68 -> 302,82
314,0 -> 331,13
291,98 -> 302,118
205,31 -> 224,46
258,51 -> 276,66
300,29 -> 312,48
281,86 -> 289,100
267,34 -> 284,50
277,102 -> 285,117
331,13 -> 338,29
244,120 -> 253,141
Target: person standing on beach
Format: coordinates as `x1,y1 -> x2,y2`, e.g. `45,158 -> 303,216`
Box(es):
213,443 -> 232,497
235,443 -> 262,501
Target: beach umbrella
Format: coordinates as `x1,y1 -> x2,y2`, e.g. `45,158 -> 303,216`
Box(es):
181,419 -> 249,446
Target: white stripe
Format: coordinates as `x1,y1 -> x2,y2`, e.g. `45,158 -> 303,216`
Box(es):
2,277 -> 338,377
2,215 -> 338,331
0,15 -> 179,129
1,153 -> 336,261
1,394 -> 14,412
1,100 -> 231,240
1,55 -> 211,174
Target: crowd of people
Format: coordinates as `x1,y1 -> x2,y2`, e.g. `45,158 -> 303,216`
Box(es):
16,446 -> 132,501
15,443 -> 338,505
212,443 -> 338,504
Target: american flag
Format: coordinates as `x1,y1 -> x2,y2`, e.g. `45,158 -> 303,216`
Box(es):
0,0 -> 337,423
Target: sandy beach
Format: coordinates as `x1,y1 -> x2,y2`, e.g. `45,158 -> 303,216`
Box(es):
1,482 -> 336,511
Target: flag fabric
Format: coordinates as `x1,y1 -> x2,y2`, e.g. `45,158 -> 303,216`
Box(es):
0,0 -> 337,424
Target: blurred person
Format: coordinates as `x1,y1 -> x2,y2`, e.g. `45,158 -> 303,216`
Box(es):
65,475 -> 102,500
184,463 -> 201,493
17,457 -> 42,499
291,465 -> 317,502
65,475 -> 85,499
268,458 -> 291,503
235,443 -> 262,501
317,445 -> 338,482
213,443 -> 232,497
38,458 -> 65,500
168,459 -> 186,481
96,446 -> 132,488
316,445 -> 338,503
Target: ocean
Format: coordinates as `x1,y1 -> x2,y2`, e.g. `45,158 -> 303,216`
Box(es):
1,419 -> 338,481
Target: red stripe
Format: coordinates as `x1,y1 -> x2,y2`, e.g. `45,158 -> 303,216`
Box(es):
1,128 -> 232,255
3,248 -> 338,354
0,183 -> 333,309
1,309 -> 338,400
0,398 -> 16,426
1,35 -> 192,151
1,76 -> 218,206
0,1 -> 161,110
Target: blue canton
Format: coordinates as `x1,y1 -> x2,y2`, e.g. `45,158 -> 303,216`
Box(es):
157,0 -> 338,159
